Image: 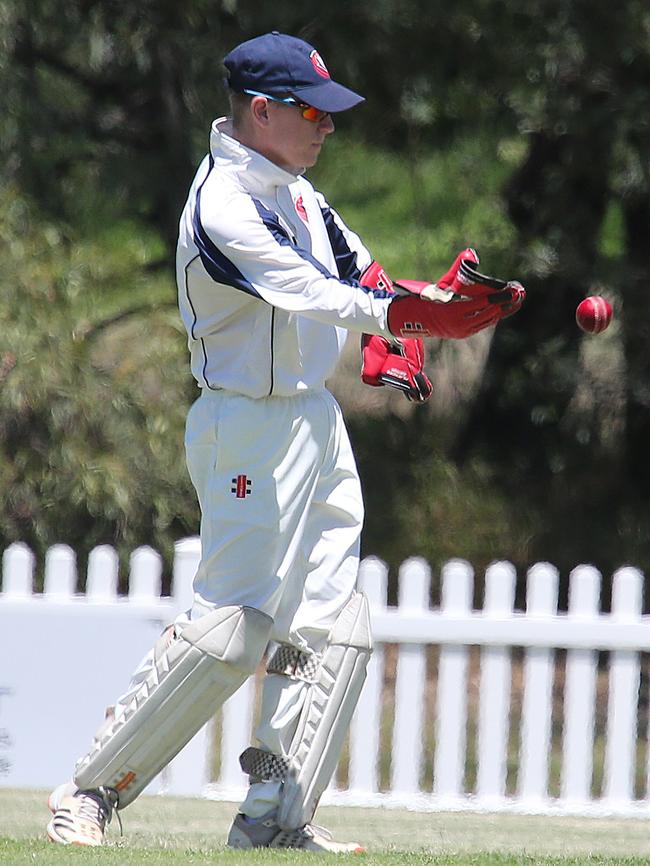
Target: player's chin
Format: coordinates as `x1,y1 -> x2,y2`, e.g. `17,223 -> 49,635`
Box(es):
306,143 -> 324,164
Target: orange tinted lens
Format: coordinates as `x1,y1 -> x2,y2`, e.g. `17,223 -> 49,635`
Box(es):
301,105 -> 328,122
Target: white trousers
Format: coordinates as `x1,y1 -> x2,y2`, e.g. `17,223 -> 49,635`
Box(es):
185,387 -> 364,816
77,389 -> 364,820
184,388 -> 363,646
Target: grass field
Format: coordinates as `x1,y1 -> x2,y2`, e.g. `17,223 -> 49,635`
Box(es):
1,789 -> 650,866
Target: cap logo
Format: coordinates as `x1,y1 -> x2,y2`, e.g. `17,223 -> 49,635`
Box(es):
310,49 -> 330,79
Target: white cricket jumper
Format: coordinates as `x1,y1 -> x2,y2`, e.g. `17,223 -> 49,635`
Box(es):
176,118 -> 392,398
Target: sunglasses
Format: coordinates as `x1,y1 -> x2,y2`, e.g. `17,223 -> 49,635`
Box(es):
243,89 -> 329,123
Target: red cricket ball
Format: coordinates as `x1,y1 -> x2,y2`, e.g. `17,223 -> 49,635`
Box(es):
575,296 -> 613,334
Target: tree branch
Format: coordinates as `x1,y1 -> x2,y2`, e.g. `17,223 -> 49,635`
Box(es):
76,301 -> 178,343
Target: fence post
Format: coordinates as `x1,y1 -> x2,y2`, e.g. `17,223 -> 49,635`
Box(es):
129,547 -> 162,601
1,543 -> 34,596
44,545 -> 77,597
603,566 -> 643,805
86,545 -> 119,600
476,560 -> 516,802
171,536 -> 200,615
518,562 -> 559,804
561,564 -> 600,804
349,557 -> 388,795
391,558 -> 431,796
433,559 -> 473,799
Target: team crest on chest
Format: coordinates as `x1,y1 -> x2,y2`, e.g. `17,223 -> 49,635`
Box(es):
295,195 -> 309,223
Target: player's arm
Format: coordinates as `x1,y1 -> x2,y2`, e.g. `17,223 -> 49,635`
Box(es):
194,183 -> 392,334
195,182 -> 524,337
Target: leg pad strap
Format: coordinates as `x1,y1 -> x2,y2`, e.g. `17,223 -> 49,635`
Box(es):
266,645 -> 322,682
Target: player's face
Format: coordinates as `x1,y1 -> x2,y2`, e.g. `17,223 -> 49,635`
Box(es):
258,97 -> 335,172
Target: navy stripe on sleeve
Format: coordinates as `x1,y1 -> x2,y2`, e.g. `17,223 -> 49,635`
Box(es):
320,204 -> 362,282
251,200 -> 394,300
317,204 -> 392,299
192,173 -> 393,303
251,200 -> 355,283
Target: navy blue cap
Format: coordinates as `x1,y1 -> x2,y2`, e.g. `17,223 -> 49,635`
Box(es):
224,32 -> 364,113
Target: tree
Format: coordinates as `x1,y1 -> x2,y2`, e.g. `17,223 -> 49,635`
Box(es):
3,0 -> 241,249
452,0 -> 650,575
5,0 -> 650,584
0,186 -> 198,585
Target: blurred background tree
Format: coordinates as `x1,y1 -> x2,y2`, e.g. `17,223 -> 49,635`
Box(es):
0,188 -> 196,582
1,0 -> 649,599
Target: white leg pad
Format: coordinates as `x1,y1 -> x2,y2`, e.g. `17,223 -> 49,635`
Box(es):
240,592 -> 372,830
74,605 -> 272,807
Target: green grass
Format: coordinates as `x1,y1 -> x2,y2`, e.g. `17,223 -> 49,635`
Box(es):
1,789 -> 650,866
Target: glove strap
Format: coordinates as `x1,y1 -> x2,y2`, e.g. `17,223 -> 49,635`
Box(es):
458,259 -> 508,291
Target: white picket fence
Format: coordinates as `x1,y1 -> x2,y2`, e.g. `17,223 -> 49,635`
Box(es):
1,537 -> 650,818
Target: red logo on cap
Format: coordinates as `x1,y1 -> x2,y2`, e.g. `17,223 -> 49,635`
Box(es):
310,49 -> 330,79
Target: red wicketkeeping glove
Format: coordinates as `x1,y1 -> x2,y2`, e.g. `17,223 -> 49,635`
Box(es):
359,261 -> 433,402
392,248 -> 479,298
387,251 -> 525,339
442,249 -> 525,314
361,333 -> 433,403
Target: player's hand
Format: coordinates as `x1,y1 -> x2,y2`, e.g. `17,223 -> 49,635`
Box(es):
394,249 -> 522,306
361,334 -> 432,403
386,249 -> 525,339
436,247 -> 480,292
436,249 -> 526,316
449,257 -> 526,315
390,248 -> 481,300
387,280 -> 525,339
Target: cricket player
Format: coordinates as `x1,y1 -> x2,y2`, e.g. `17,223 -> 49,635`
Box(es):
47,31 -> 524,852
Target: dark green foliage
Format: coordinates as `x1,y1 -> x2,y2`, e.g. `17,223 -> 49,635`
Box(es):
450,0 -> 650,580
0,188 -> 199,587
2,1 -> 650,596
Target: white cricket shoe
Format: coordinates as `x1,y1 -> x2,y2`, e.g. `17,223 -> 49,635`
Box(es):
227,811 -> 364,853
47,782 -> 118,846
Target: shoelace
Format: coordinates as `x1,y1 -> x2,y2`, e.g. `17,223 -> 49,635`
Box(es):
99,787 -> 123,836
74,794 -> 107,825
75,787 -> 122,837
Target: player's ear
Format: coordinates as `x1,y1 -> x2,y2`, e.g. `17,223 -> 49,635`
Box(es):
250,96 -> 271,127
